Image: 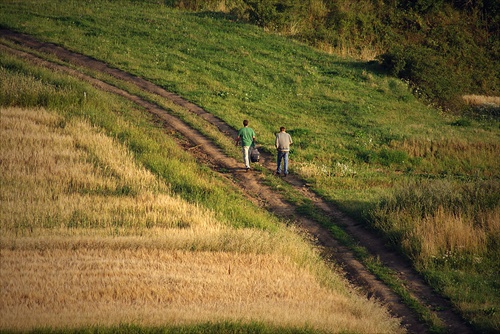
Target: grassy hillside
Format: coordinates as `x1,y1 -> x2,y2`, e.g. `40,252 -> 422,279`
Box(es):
0,52 -> 402,332
0,0 -> 499,332
168,0 -> 500,112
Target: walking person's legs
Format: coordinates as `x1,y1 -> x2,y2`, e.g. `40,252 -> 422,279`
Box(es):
276,151 -> 281,174
283,151 -> 289,175
242,146 -> 251,170
277,150 -> 285,174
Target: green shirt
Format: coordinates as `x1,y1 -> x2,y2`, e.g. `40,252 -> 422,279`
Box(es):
237,126 -> 256,147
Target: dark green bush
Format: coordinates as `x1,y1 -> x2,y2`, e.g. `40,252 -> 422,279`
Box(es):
164,0 -> 245,11
243,0 -> 308,31
378,45 -> 459,107
451,118 -> 472,127
378,148 -> 408,166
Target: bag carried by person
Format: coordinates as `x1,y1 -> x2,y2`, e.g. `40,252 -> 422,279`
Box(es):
250,147 -> 260,162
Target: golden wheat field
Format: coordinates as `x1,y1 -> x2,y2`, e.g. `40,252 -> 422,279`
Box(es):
0,107 -> 402,333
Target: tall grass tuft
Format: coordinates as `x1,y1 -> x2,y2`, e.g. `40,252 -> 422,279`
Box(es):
372,179 -> 499,266
371,179 -> 500,330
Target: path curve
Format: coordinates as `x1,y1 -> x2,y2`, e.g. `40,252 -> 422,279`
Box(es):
0,29 -> 473,334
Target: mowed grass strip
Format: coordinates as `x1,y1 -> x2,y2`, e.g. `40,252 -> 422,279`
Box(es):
0,101 -> 401,332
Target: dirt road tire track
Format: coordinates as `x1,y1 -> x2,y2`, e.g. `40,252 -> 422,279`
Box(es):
0,29 -> 474,334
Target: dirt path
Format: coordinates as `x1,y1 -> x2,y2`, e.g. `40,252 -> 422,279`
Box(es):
0,29 -> 473,334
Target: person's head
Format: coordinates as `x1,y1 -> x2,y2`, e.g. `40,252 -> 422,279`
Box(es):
280,126 -> 286,132
243,119 -> 249,127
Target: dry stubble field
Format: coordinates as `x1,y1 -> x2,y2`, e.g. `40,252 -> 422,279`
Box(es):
0,106 -> 402,333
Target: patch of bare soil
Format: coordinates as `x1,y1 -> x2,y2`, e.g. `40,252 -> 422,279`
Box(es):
0,29 -> 474,333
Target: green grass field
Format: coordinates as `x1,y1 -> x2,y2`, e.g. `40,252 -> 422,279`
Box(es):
1,0 -> 499,332
0,51 -> 403,333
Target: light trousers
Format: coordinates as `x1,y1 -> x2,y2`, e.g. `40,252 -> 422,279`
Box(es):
242,146 -> 251,169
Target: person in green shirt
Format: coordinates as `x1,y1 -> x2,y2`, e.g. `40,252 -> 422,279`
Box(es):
235,119 -> 256,171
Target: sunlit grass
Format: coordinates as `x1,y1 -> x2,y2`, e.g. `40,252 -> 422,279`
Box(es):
1,0 -> 497,192
0,53 -> 402,332
0,105 -> 401,333
463,94 -> 500,107
0,0 -> 499,330
1,237 -> 401,333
